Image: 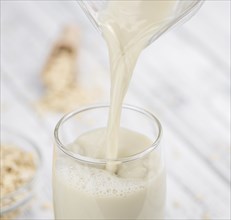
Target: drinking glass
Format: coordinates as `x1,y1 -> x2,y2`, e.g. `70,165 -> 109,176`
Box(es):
53,104 -> 164,219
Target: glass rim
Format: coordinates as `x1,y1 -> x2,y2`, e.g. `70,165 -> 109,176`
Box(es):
54,104 -> 162,165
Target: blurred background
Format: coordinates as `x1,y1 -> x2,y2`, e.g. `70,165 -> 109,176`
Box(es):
1,0 -> 230,219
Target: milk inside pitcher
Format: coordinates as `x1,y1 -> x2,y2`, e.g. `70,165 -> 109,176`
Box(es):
78,0 -> 204,46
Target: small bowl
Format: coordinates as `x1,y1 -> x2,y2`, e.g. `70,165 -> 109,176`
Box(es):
0,128 -> 42,217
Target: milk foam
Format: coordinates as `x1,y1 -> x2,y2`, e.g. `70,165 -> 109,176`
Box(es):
56,162 -> 146,198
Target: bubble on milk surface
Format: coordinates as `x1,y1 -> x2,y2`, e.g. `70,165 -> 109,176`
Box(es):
57,161 -> 147,198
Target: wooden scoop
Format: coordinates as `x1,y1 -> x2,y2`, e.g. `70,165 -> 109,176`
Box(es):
41,26 -> 79,93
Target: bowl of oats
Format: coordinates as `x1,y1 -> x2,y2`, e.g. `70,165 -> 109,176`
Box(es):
0,128 -> 42,218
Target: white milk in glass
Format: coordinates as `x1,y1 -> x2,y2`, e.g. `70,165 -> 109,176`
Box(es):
54,1 -> 178,219
54,128 -> 165,219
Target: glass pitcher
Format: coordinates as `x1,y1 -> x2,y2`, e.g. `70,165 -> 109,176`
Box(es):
78,0 -> 204,45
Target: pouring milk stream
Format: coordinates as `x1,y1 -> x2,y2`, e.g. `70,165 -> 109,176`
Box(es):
99,0 -> 178,167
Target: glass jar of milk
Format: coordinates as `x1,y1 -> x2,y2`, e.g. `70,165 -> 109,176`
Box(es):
53,104 -> 165,219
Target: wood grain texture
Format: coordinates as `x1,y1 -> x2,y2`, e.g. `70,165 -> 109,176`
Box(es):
1,1 -> 230,219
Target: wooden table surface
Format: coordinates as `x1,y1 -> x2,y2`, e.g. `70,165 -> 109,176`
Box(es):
1,1 -> 230,219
